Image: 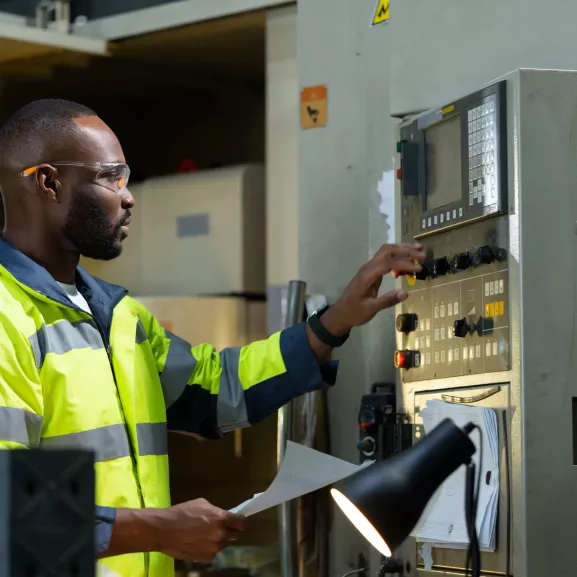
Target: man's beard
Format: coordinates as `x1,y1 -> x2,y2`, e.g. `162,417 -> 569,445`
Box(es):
64,187 -> 130,261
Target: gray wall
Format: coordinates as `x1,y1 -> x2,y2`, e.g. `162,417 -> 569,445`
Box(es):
297,1 -> 397,575
389,0 -> 577,115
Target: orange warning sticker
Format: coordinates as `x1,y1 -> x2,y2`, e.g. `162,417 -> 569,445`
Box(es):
301,86 -> 327,129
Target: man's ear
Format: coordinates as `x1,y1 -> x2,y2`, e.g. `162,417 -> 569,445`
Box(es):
35,164 -> 61,201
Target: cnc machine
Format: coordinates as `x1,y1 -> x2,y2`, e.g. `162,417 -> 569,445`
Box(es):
393,69 -> 577,577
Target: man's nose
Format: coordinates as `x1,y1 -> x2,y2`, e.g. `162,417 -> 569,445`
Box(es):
121,187 -> 135,209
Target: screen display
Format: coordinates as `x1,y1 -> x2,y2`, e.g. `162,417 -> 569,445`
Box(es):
425,115 -> 462,211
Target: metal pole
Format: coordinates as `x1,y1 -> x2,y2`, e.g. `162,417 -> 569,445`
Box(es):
278,280 -> 306,577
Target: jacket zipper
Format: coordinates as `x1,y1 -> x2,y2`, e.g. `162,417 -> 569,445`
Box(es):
26,287 -> 152,574
96,304 -> 151,575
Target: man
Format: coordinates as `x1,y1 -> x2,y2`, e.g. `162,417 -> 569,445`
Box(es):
0,99 -> 425,576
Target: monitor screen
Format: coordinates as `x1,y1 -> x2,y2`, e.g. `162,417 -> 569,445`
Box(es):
425,115 -> 462,211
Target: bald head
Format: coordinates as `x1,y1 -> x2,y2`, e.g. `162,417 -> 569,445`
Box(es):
0,99 -> 134,270
0,99 -> 97,174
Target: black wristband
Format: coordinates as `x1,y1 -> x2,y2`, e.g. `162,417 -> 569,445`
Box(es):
307,305 -> 350,348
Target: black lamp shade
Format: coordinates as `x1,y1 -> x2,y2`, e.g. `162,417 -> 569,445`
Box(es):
331,418 -> 476,556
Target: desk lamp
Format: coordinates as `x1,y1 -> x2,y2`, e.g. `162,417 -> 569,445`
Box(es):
331,418 -> 481,576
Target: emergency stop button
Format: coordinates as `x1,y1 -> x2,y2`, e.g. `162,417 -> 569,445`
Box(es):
394,350 -> 420,369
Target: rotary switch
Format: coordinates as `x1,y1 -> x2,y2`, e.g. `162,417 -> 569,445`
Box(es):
451,252 -> 471,271
473,245 -> 494,266
434,257 -> 450,276
454,317 -> 470,338
396,313 -> 418,334
415,260 -> 434,281
495,247 -> 508,262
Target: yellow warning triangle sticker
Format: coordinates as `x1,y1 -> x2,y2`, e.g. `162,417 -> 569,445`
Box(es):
371,0 -> 390,27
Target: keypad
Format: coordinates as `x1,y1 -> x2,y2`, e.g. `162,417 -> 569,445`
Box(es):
467,96 -> 497,208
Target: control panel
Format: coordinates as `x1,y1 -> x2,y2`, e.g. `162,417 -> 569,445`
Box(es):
357,383 -> 412,463
395,80 -> 510,384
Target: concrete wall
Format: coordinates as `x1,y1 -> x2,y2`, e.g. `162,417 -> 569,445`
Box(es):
265,5 -> 299,333
390,0 -> 577,115
297,1 -> 397,575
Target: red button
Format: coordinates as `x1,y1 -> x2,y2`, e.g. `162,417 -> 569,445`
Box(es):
394,351 -> 406,368
396,168 -> 402,180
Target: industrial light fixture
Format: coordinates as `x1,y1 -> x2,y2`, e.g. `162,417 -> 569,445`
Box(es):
331,418 -> 481,575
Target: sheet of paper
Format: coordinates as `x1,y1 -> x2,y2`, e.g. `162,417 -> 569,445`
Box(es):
230,441 -> 372,517
412,400 -> 499,550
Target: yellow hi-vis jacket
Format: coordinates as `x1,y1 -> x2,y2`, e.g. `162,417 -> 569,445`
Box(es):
0,238 -> 338,577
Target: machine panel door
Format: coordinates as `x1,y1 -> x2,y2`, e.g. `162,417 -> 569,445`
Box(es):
411,383 -> 511,577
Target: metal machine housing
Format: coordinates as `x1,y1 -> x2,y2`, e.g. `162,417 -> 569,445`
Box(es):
394,68 -> 577,577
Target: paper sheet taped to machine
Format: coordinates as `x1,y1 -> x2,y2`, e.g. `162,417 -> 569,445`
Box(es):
229,441 -> 372,517
411,400 -> 500,551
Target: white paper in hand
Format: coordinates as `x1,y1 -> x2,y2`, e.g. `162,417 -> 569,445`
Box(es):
230,441 -> 372,517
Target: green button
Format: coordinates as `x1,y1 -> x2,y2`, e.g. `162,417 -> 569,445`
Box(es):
397,141 -> 402,153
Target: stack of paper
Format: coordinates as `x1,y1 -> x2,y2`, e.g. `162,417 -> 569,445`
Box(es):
411,400 -> 499,551
230,441 -> 372,516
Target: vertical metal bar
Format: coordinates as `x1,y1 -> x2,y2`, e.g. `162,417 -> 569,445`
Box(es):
278,280 -> 306,577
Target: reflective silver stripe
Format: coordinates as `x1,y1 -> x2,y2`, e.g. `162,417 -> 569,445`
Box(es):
40,424 -> 131,463
137,422 -> 168,456
135,319 -> 148,345
217,347 -> 249,433
0,406 -> 42,447
29,319 -> 104,370
160,332 -> 197,408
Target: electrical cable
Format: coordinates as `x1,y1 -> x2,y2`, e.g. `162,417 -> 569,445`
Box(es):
502,410 -> 511,577
465,425 -> 483,577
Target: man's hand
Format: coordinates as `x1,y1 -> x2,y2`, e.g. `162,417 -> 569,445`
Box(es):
305,243 -> 425,361
156,499 -> 246,562
102,498 -> 246,562
325,242 -> 426,333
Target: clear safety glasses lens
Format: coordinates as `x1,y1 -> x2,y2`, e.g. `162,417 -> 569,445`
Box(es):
94,163 -> 131,193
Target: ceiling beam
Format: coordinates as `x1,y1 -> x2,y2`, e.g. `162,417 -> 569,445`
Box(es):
76,0 -> 293,41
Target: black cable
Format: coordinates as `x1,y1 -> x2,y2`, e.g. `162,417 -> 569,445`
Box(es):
465,425 -> 483,577
502,410 -> 511,577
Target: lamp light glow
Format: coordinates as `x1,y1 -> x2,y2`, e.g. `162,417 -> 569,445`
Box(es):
331,418 -> 476,557
330,488 -> 392,557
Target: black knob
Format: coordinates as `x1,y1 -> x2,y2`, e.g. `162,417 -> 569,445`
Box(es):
394,350 -> 420,369
473,245 -> 494,265
451,252 -> 471,272
454,317 -> 469,338
479,316 -> 494,333
434,257 -> 450,276
396,313 -> 418,333
495,247 -> 507,262
415,260 -> 434,281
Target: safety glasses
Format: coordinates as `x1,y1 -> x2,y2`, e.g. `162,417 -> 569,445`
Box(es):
19,161 -> 131,194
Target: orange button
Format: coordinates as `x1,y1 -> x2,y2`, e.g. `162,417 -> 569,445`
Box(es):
485,304 -> 490,317
394,351 -> 406,368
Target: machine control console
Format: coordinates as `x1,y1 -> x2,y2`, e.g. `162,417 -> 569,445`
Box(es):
395,79 -> 510,384
398,81 -> 507,238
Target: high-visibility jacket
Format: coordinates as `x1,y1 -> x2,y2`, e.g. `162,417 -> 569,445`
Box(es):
0,237 -> 337,577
